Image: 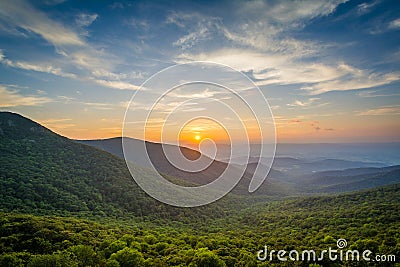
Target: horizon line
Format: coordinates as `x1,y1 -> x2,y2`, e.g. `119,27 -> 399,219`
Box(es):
76,136 -> 400,145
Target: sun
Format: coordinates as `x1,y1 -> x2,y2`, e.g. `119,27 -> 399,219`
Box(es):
194,135 -> 201,141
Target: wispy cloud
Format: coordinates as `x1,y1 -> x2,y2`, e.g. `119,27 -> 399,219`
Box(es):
177,49 -> 399,94
0,50 -> 76,78
249,0 -> 347,23
91,79 -> 141,91
0,0 -> 141,91
287,98 -> 320,107
75,13 -> 98,27
0,0 -> 84,46
305,71 -> 400,94
82,102 -> 115,110
0,86 -> 52,107
357,1 -> 379,15
1,48 -> 141,92
357,90 -> 400,98
172,1 -> 400,95
167,12 -> 222,50
357,105 -> 400,116
388,18 -> 400,29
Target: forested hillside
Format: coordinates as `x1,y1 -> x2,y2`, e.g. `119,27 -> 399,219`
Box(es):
1,184 -> 399,266
0,112 -> 238,220
0,112 -> 159,216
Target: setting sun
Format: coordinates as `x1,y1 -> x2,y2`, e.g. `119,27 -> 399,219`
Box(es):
194,135 -> 201,141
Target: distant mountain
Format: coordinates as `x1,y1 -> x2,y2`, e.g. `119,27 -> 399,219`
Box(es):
303,165 -> 400,178
78,137 -> 297,196
303,158 -> 387,171
79,137 -> 399,196
275,142 -> 400,166
79,137 -> 225,185
240,156 -> 387,177
298,165 -> 400,193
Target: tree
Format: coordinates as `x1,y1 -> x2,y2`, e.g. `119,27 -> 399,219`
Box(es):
109,247 -> 145,267
0,254 -> 23,267
189,248 -> 226,267
27,252 -> 77,267
70,244 -> 98,267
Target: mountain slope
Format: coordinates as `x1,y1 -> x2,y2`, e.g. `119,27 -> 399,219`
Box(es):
79,137 -> 235,185
0,112 -> 168,217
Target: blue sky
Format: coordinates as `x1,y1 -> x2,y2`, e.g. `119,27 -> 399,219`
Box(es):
0,0 -> 399,142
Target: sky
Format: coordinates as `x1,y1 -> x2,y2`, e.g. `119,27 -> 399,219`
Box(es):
0,0 -> 399,143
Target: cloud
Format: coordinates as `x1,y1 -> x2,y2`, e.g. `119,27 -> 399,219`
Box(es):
126,18 -> 149,30
357,106 -> 400,116
367,16 -> 400,34
167,1 -> 338,56
388,18 -> 400,29
0,52 -> 141,91
305,71 -> 400,94
237,0 -> 347,24
82,102 -> 114,110
357,90 -> 400,98
287,98 -> 320,107
75,13 -> 98,27
0,0 -> 84,46
1,48 -> 140,92
0,51 -> 76,78
92,79 -> 141,90
1,52 -> 135,92
217,0 -> 346,55
172,1 -> 400,94
167,12 -> 222,50
91,69 -> 145,80
178,48 -> 400,94
0,1 -> 141,91
173,27 -> 209,50
167,87 -> 228,99
309,121 -> 334,131
357,1 -> 379,15
0,86 -> 52,107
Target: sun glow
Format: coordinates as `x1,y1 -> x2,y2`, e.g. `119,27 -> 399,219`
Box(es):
194,135 -> 201,141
